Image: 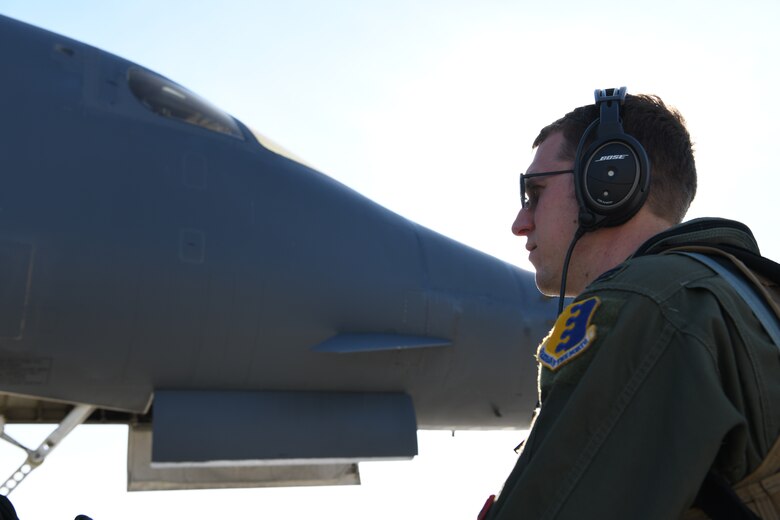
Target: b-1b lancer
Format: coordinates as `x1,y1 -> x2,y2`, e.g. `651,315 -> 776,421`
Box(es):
0,15 -> 555,494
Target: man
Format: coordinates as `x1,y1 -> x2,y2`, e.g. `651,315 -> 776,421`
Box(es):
481,89 -> 780,519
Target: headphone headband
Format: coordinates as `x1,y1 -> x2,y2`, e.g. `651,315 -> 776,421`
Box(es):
594,87 -> 626,139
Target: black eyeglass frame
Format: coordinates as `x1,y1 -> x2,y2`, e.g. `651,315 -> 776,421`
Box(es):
519,169 -> 575,209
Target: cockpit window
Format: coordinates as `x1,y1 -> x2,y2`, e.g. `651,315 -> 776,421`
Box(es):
128,67 -> 243,139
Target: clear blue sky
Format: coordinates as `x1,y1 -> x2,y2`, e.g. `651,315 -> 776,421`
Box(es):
1,1 -> 779,518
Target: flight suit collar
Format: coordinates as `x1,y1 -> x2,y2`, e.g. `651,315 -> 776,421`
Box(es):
592,218 -> 759,286
633,217 -> 759,258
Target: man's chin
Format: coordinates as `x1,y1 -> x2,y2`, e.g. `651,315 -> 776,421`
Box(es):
534,272 -> 560,297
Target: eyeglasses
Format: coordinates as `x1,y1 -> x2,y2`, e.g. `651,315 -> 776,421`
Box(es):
519,169 -> 574,209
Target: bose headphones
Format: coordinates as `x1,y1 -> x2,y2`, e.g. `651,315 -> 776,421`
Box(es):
574,87 -> 650,231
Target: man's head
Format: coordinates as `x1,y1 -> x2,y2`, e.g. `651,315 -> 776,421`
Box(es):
513,92 -> 697,296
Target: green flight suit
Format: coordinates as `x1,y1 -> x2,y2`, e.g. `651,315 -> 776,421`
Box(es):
485,218 -> 780,519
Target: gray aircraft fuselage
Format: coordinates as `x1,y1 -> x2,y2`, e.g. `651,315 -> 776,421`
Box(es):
0,15 -> 555,489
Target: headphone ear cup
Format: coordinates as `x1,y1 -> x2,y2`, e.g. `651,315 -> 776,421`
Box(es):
579,135 -> 649,228
573,90 -> 650,230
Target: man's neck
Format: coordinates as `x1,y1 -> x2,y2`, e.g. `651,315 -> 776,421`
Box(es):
568,210 -> 673,294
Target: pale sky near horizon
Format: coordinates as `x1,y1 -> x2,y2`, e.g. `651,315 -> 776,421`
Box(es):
1,2 -> 779,519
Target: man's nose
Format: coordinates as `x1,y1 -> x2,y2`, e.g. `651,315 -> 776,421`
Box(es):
512,208 -> 533,236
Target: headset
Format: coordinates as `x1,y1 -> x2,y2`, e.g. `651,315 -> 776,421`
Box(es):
573,87 -> 650,231
556,87 -> 652,314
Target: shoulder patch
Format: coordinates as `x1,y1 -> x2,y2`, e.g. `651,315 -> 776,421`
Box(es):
538,296 -> 600,371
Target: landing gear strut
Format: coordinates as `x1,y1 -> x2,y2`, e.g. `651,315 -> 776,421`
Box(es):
0,404 -> 95,495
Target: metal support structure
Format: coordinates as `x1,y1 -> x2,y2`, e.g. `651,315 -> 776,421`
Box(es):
0,404 -> 95,495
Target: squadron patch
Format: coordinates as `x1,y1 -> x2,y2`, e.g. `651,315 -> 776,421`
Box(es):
538,296 -> 600,371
